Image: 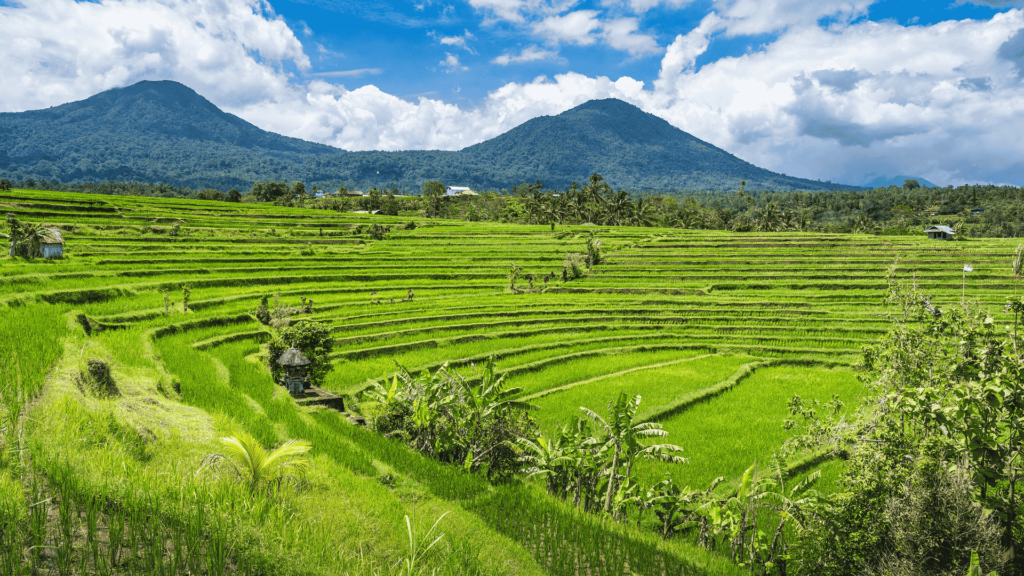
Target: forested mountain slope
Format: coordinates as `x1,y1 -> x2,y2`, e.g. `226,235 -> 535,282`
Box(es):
0,80 -> 860,193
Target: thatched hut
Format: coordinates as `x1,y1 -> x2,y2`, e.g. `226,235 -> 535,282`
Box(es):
7,228 -> 64,259
277,347 -> 311,396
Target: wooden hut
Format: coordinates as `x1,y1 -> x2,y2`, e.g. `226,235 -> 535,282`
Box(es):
277,347 -> 311,396
8,228 -> 64,259
924,225 -> 955,241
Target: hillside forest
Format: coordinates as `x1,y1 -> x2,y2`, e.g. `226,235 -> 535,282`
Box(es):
3,174 -> 1023,237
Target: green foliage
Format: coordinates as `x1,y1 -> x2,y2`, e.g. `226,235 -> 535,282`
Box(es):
381,191 -> 400,216
250,180 -> 290,202
422,181 -> 446,218
785,266 -> 1022,575
366,357 -> 539,481
563,252 -> 586,280
4,214 -> 50,259
204,433 -> 311,496
267,320 -> 334,387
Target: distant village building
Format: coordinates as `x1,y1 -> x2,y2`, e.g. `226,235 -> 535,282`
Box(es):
924,225 -> 955,240
8,229 -> 65,259
277,346 -> 311,396
446,186 -> 477,196
345,190 -> 365,197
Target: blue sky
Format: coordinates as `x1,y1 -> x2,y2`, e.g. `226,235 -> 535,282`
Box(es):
282,0 -> 1010,107
2,0 -> 1024,187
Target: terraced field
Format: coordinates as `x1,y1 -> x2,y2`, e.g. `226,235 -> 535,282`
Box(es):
2,188 -> 1020,575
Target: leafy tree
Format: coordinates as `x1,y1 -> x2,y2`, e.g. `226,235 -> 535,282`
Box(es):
380,190 -> 400,216
904,178 -> 921,190
0,179 -> 11,191
422,181 -> 446,218
250,181 -> 290,202
226,189 -> 241,202
266,320 -> 334,387
580,392 -> 686,514
363,188 -> 384,212
4,215 -> 48,259
785,264 -> 1018,575
194,188 -> 225,201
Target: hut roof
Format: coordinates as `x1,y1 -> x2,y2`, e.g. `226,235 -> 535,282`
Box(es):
277,347 -> 311,366
41,229 -> 64,244
924,225 -> 955,235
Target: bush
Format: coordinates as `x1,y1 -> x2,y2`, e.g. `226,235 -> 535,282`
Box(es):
266,320 -> 334,387
564,253 -> 586,280
366,357 -> 538,482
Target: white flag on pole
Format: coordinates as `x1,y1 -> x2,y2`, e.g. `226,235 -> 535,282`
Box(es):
964,264 -> 974,272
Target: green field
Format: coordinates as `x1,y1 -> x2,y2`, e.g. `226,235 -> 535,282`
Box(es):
1,188 -> 1019,575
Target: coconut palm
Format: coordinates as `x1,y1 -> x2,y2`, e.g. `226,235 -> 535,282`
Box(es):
581,173 -> 610,223
756,203 -> 785,232
581,392 -> 686,514
632,197 -> 658,227
603,190 -> 634,226
204,434 -> 311,496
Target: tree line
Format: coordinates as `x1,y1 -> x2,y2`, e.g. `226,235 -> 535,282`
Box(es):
6,174 -> 1024,237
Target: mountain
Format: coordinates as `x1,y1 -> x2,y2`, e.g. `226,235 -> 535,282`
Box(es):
459,99 -> 851,192
0,80 -> 861,192
862,174 -> 939,188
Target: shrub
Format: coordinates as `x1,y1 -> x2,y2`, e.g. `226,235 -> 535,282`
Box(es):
564,253 -> 586,280
266,320 -> 334,387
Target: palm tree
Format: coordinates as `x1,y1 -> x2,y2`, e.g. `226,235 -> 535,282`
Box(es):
602,190 -> 634,226
581,173 -> 610,223
580,392 -> 686,514
463,357 -> 535,416
632,197 -> 658,227
756,203 -> 784,232
203,435 -> 311,496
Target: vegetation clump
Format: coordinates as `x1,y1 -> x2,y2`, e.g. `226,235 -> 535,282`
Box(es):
203,434 -> 311,497
782,264 -> 1022,575
266,320 -> 334,387
366,357 -> 538,482
80,359 -> 118,397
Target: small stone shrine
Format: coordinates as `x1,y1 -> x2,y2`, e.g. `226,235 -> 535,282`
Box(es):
277,346 -> 311,396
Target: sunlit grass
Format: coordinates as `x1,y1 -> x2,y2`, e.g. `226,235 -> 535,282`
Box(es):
635,365 -> 864,490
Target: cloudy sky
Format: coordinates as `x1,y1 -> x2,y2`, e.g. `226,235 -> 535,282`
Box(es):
2,0 -> 1024,187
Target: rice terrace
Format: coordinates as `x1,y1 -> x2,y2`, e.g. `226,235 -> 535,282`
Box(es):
1,179 -> 1022,576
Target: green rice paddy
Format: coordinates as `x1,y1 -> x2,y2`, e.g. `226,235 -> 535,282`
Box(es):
2,187 -> 1020,575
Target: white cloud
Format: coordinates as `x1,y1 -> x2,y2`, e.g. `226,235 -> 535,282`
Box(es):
532,10 -> 660,55
439,53 -> 468,72
711,0 -> 876,36
7,0 -> 1024,186
310,68 -> 383,77
492,45 -> 561,65
600,17 -> 661,56
467,0 -> 581,24
0,0 -> 308,112
434,29 -> 477,53
617,0 -> 693,13
532,10 -> 602,45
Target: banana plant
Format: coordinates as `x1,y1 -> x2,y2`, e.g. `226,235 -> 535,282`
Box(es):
515,432 -> 572,496
581,392 -> 686,515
